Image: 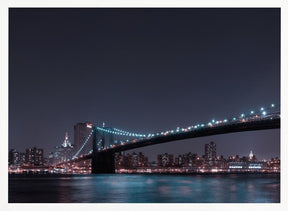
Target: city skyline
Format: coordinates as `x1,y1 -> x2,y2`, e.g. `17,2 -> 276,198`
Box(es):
9,127 -> 279,163
9,8 -> 280,161
9,139 -> 280,173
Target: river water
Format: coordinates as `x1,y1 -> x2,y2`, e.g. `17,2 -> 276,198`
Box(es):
9,173 -> 280,203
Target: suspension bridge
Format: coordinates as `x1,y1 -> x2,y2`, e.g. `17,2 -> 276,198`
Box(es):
55,104 -> 280,173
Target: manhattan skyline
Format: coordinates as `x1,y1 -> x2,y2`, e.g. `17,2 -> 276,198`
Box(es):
9,8 -> 280,160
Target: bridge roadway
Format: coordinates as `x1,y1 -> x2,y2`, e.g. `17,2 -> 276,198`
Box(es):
97,117 -> 280,154
90,116 -> 279,173
57,116 -> 279,173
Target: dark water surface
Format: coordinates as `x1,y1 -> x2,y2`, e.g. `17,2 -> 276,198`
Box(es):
9,174 -> 280,203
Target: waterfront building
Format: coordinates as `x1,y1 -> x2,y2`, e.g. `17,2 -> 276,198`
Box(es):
9,149 -> 19,165
25,147 -> 44,166
216,155 -> 227,168
123,153 -> 133,167
137,152 -> 148,167
115,152 -> 124,168
175,155 -> 182,166
131,152 -> 139,167
175,152 -> 198,167
116,152 -> 149,168
157,153 -> 174,167
266,157 -> 280,172
19,153 -> 26,164
228,160 -> 265,172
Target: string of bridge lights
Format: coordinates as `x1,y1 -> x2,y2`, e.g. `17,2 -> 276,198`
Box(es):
96,127 -> 146,137
96,104 -> 279,139
71,103 -> 279,159
72,129 -> 94,159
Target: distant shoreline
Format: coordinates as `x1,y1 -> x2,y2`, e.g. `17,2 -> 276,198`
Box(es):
8,171 -> 280,178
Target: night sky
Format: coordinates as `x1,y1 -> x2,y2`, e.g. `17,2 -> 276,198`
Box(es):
9,8 -> 280,161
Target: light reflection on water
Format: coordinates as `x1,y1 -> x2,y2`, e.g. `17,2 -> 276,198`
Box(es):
9,174 -> 280,203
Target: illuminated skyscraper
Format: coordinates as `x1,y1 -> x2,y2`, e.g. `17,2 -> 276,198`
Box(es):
73,122 -> 93,153
248,150 -> 257,161
52,132 -> 74,163
249,150 -> 254,160
62,132 -> 72,148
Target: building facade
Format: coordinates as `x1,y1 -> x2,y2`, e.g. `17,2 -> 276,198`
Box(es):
73,122 -> 93,154
9,149 -> 19,165
157,153 -> 174,167
205,141 -> 216,161
51,132 -> 74,164
25,147 -> 44,166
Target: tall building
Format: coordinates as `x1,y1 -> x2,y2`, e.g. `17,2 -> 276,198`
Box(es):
52,132 -> 74,164
205,141 -> 216,161
25,147 -> 44,166
131,152 -> 139,167
138,152 -> 148,167
9,149 -> 19,165
19,153 -> 26,165
73,122 -> 93,153
114,152 -> 124,168
62,132 -> 72,148
249,150 -> 254,160
181,152 -> 196,167
123,153 -> 133,167
48,152 -> 54,165
175,152 -> 198,167
175,155 -> 183,166
157,153 -> 174,167
248,150 -> 257,161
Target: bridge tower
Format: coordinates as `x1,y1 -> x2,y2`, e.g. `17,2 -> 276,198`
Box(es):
91,126 -> 115,173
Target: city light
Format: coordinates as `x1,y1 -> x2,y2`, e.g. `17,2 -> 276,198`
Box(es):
69,103 -> 280,158
229,166 -> 242,169
10,144 -> 280,175
11,104 -> 278,174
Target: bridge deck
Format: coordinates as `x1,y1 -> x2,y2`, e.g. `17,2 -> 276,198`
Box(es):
106,117 -> 280,153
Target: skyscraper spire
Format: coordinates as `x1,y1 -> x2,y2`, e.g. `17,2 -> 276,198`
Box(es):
62,132 -> 72,147
249,150 -> 253,159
